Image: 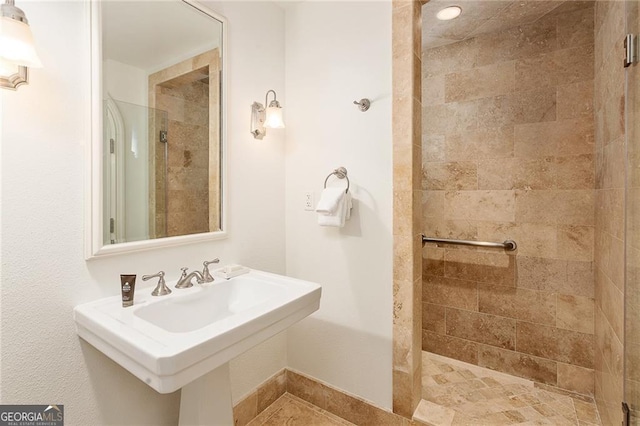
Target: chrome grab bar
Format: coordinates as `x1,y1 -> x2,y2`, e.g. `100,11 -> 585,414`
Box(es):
421,235 -> 517,251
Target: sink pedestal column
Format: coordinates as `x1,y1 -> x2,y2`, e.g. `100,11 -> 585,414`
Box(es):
178,363 -> 233,426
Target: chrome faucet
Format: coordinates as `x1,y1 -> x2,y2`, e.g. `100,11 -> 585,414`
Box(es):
175,267 -> 204,289
202,259 -> 220,283
175,259 -> 220,289
142,271 -> 172,296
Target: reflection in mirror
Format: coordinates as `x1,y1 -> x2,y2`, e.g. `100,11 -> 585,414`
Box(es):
99,1 -> 223,248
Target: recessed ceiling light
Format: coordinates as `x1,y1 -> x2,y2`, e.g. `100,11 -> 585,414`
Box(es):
436,6 -> 462,21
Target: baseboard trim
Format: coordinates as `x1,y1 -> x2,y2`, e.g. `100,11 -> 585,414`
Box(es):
233,369 -> 411,426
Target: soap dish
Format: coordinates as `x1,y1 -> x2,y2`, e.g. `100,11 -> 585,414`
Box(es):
213,265 -> 250,280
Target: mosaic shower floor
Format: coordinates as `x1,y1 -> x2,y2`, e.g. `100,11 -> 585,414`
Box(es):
416,352 -> 602,426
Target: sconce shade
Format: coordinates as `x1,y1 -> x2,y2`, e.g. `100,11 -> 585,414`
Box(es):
0,14 -> 42,68
265,104 -> 285,129
250,89 -> 284,139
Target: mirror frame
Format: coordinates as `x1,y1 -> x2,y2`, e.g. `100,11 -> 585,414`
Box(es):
85,0 -> 228,259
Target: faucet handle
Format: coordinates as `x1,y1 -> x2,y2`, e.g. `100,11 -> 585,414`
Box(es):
202,259 -> 219,283
176,267 -> 193,289
142,271 -> 171,296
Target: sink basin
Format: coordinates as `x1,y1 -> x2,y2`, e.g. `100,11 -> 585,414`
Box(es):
74,269 -> 321,394
134,277 -> 279,333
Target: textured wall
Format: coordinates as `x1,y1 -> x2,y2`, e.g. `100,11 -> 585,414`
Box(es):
1,1 -> 287,424
421,2 -> 596,396
593,1 -> 626,425
283,0 -> 394,410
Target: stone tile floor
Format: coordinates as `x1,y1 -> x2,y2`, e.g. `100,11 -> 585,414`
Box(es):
248,393 -> 355,426
416,352 -> 602,426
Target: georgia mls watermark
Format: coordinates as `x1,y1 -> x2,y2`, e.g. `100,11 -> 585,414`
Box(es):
0,405 -> 63,426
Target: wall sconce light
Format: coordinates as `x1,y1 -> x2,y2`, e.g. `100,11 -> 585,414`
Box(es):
250,89 -> 284,140
0,0 -> 42,90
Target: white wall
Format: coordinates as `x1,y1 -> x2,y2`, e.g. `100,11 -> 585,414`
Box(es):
103,59 -> 147,106
283,1 -> 393,409
0,1 -> 286,424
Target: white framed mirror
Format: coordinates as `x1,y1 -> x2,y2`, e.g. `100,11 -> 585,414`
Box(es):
86,0 -> 227,259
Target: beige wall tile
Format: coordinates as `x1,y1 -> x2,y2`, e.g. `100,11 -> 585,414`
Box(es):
515,190 -> 594,226
392,369 -> 414,418
478,285 -> 556,326
474,16 -> 557,67
423,246 -> 445,276
478,157 -> 555,191
423,38 -> 478,78
444,249 -> 515,286
445,126 -> 514,161
476,159 -> 518,191
565,261 -> 594,298
557,225 -> 594,262
555,154 -> 595,190
422,133 -> 445,163
476,88 -> 556,129
514,118 -> 594,159
597,232 -> 625,291
446,308 -> 516,350
395,145 -> 416,193
423,275 -> 477,311
518,256 -> 595,298
601,137 -> 626,190
595,267 -> 624,343
394,237 -> 414,283
422,75 -> 444,106
423,162 -> 478,190
516,322 -> 594,368
393,95 -> 413,147
234,392 -> 257,426
423,101 -> 478,135
423,331 -> 479,365
557,80 -> 594,120
325,383 -> 403,426
556,363 -> 594,396
478,221 -> 558,258
557,5 -> 594,49
422,190 -> 444,219
423,218 -> 478,241
515,45 -> 594,92
445,61 -> 515,103
445,190 -> 515,222
595,188 -> 624,240
556,294 -> 595,335
394,191 -> 414,236
478,345 -> 557,385
257,370 -> 287,414
423,303 -> 446,334
287,370 -> 327,410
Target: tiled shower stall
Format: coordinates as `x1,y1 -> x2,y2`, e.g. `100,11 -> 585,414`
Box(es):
420,1 -> 627,424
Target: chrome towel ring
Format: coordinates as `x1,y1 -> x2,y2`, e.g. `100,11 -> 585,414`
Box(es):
324,167 -> 350,194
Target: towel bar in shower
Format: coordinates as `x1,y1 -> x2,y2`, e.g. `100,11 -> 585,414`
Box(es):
421,235 -> 517,251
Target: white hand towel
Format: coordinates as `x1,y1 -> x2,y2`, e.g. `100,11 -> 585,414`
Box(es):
318,192 -> 352,227
315,187 -> 345,215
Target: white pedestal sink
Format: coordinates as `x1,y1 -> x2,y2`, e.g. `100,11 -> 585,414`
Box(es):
74,270 -> 321,425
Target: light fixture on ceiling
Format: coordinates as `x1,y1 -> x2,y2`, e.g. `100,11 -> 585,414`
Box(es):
250,89 -> 285,140
0,0 -> 42,90
436,5 -> 462,21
